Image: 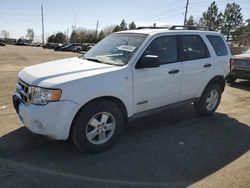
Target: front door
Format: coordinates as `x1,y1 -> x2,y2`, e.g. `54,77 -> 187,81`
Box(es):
132,35 -> 182,113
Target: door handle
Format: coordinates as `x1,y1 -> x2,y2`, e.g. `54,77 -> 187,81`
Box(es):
204,63 -> 212,68
168,69 -> 180,74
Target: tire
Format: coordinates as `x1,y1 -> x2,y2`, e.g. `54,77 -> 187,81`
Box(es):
194,83 -> 222,116
226,76 -> 237,84
71,100 -> 124,153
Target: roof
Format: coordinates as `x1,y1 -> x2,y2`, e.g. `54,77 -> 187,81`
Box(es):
117,29 -> 220,36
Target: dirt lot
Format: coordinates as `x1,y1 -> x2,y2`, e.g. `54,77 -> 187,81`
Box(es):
0,45 -> 249,188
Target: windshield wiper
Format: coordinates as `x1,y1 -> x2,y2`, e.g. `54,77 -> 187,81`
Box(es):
86,58 -> 103,63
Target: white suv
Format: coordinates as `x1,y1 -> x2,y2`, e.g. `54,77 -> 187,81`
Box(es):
13,27 -> 231,152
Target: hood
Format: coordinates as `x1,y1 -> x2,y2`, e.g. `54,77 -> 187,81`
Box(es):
232,52 -> 250,60
19,57 -> 122,87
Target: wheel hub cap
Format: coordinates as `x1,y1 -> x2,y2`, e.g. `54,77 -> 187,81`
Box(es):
86,112 -> 116,145
206,89 -> 219,111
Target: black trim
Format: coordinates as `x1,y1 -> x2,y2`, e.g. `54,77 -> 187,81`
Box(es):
129,98 -> 197,121
137,101 -> 148,105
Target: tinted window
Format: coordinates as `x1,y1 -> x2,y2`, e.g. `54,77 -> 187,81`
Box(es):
180,35 -> 209,61
144,36 -> 177,64
206,35 -> 228,56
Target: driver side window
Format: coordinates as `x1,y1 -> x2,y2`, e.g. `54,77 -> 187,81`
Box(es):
143,36 -> 178,65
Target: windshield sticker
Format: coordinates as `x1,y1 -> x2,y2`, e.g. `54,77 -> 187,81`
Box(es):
117,45 -> 136,52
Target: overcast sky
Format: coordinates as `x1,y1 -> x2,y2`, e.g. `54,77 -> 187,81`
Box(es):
1,0 -> 250,41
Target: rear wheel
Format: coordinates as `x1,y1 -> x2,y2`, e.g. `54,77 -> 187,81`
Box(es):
71,100 -> 124,153
194,83 -> 222,116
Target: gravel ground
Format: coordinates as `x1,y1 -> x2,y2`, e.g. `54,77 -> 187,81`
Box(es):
0,45 -> 249,188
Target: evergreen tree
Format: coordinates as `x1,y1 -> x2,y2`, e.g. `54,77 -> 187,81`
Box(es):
199,1 -> 222,30
220,3 -> 243,41
129,21 -> 137,30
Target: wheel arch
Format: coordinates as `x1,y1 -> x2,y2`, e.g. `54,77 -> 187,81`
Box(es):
203,75 -> 226,95
69,96 -> 128,139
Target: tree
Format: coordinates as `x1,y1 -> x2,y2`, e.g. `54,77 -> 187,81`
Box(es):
113,20 -> 128,32
120,19 -> 127,30
47,34 -> 55,43
1,30 -> 10,39
186,16 -> 195,26
47,32 -> 66,43
70,30 -> 78,43
129,21 -> 137,30
97,31 -> 105,42
199,1 -> 222,30
220,3 -> 243,41
113,25 -> 121,32
26,28 -> 34,42
233,19 -> 250,46
102,25 -> 116,36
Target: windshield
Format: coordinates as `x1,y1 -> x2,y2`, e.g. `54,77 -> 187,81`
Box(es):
83,33 -> 147,66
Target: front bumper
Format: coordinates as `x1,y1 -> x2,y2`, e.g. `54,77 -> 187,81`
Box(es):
13,94 -> 80,140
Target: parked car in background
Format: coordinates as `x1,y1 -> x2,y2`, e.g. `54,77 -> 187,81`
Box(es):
227,48 -> 250,83
72,45 -> 83,52
42,43 -> 55,49
54,43 -> 65,51
0,41 -> 6,46
61,43 -> 81,51
16,39 -> 31,46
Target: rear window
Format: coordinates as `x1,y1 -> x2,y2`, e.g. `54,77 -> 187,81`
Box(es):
206,35 -> 228,56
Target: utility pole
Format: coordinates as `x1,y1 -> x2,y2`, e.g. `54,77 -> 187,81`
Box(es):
183,0 -> 189,26
74,15 -> 76,29
41,4 -> 45,44
96,20 -> 99,39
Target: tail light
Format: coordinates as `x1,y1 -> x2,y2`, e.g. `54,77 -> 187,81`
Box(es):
230,59 -> 235,72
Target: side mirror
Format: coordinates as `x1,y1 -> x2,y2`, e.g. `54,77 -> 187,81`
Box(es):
136,55 -> 160,69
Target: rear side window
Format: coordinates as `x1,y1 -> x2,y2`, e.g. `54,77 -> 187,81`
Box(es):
180,35 -> 209,61
206,35 -> 228,56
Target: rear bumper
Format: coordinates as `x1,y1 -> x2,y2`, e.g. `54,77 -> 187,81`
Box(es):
14,94 -> 80,140
228,67 -> 250,80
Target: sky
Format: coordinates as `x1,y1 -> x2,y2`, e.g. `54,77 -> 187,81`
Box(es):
0,0 -> 250,42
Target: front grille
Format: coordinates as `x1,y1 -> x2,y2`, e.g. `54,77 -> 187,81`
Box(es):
16,79 -> 31,104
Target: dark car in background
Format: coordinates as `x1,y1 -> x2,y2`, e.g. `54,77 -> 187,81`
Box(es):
42,43 -> 55,49
227,48 -> 250,83
0,41 -> 6,46
61,43 -> 81,51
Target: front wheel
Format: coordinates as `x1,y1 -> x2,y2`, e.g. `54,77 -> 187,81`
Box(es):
194,83 -> 222,116
71,100 -> 124,153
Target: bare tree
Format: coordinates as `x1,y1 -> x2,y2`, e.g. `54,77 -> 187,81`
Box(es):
26,28 -> 35,42
1,30 -> 10,39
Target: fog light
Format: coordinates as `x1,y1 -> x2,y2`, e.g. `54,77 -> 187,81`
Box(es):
32,120 -> 45,131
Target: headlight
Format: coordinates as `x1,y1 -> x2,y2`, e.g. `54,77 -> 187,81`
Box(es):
30,86 -> 62,105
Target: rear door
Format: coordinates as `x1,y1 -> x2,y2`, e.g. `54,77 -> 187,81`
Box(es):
179,34 -> 215,100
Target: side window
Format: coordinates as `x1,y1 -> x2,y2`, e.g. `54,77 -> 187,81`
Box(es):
180,35 -> 209,61
144,36 -> 177,64
206,35 -> 228,56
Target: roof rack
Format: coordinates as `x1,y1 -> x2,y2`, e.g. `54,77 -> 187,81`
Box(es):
137,26 -> 169,29
169,25 -> 212,31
